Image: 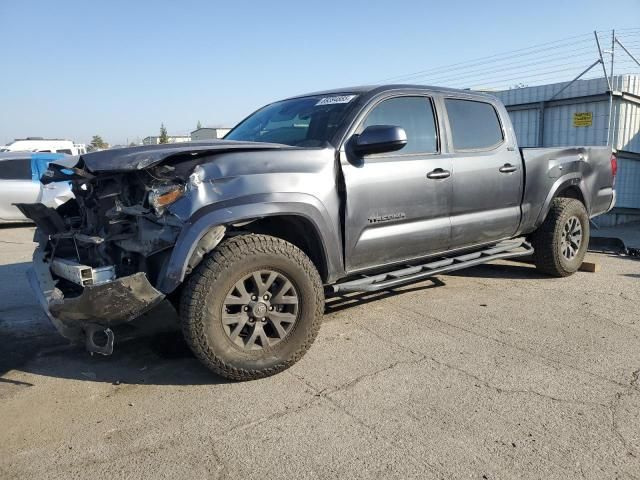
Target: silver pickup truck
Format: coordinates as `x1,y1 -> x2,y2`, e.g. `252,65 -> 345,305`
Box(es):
18,85 -> 616,380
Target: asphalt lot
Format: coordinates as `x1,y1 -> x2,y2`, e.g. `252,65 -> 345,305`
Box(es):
1,225 -> 639,480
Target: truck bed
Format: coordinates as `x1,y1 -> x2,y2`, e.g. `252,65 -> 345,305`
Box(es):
518,146 -> 615,235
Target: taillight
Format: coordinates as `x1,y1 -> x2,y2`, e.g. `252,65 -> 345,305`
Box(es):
611,154 -> 618,177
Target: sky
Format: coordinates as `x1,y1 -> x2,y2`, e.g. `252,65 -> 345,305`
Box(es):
1,0 -> 639,146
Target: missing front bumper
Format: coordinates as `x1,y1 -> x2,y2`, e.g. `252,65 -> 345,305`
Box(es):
29,240 -> 165,353
48,271 -> 164,324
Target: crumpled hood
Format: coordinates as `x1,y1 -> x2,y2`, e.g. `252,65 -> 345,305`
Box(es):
79,140 -> 294,173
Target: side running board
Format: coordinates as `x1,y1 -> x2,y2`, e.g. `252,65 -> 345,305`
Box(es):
332,238 -> 533,293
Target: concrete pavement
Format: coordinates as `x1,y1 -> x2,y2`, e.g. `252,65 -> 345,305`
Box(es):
1,225 -> 639,479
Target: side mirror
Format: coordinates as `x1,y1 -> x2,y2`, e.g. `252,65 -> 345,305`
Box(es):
352,125 -> 407,155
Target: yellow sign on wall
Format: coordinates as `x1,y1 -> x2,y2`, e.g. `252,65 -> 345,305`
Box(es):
573,112 -> 593,127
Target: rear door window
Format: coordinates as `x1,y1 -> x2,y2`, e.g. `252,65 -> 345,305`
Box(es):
445,99 -> 503,150
0,159 -> 32,180
362,96 -> 438,154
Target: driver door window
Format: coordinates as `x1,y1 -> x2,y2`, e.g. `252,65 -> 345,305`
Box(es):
361,96 -> 438,154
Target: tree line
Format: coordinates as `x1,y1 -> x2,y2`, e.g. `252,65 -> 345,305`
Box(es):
89,121 -> 201,150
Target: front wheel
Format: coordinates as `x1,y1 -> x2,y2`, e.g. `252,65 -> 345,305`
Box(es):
180,234 -> 324,381
530,198 -> 589,277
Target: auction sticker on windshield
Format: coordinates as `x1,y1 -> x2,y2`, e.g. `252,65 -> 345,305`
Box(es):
315,95 -> 357,106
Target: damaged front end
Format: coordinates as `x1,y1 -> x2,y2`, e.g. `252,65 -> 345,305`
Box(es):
17,157 -> 193,355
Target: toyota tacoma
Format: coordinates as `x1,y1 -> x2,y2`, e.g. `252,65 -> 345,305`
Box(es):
17,85 -> 616,380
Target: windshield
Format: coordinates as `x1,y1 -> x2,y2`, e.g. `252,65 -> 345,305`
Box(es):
225,94 -> 358,147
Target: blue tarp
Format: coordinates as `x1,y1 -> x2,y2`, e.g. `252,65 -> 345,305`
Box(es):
30,152 -> 66,183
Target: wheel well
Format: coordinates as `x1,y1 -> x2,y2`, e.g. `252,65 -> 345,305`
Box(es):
529,185 -> 588,236
235,216 -> 328,281
556,185 -> 585,205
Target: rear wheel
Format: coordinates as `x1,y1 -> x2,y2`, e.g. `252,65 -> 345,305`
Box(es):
530,197 -> 589,277
180,234 -> 324,381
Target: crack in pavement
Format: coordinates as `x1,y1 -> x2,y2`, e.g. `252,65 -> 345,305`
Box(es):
321,394 -> 451,480
351,302 -> 640,465
286,366 -> 451,479
215,395 -> 323,438
351,305 -> 620,408
391,300 -> 632,390
303,318 -> 616,410
608,367 -> 640,461
631,368 -> 640,389
610,390 -> 639,461
384,302 -> 640,462
327,356 -> 429,395
0,240 -> 35,246
355,319 -> 611,408
327,318 -> 640,475
212,368 -> 451,479
298,351 -> 604,480
426,355 -> 608,408
208,441 -> 231,480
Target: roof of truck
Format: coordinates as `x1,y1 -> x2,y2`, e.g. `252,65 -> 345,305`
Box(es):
285,84 -> 496,100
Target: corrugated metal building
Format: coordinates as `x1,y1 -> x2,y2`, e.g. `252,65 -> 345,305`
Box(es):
190,127 -> 231,141
490,75 -> 640,226
142,135 -> 191,145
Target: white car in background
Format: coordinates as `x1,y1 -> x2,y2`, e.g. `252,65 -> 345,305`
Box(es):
0,153 -> 74,223
0,138 -> 85,155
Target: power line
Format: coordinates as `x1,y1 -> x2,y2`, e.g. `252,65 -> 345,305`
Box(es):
381,39 -> 596,84
402,50 -> 597,85
377,33 -> 595,83
455,65 -> 608,89
373,30 -> 640,93
403,46 -> 596,80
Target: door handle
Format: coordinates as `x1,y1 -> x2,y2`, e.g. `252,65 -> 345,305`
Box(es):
499,163 -> 517,173
426,168 -> 451,180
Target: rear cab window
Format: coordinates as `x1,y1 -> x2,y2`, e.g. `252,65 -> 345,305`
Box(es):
360,96 -> 438,154
445,98 -> 503,150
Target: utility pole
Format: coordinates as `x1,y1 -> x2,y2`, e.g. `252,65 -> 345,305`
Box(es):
595,30 -> 613,147
608,29 -> 615,147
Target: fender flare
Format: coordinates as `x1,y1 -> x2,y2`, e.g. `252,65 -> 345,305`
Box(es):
534,174 -> 590,228
157,193 -> 343,293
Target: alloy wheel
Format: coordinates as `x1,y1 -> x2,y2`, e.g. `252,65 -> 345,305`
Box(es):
222,270 -> 299,350
560,215 -> 582,261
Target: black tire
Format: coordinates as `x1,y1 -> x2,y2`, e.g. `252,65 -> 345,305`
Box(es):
180,234 -> 324,381
530,197 -> 589,277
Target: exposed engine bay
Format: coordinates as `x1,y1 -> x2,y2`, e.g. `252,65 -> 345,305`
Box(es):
28,157 -> 208,294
